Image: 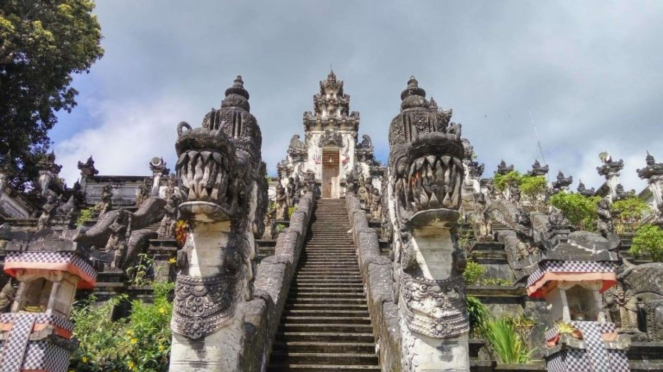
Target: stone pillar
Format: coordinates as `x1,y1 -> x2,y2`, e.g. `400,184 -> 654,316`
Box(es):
637,152 -> 663,219
149,157 -> 169,197
597,152 -> 624,203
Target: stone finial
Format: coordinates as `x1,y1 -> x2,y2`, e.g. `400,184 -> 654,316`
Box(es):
528,160 -> 549,177
496,160 -> 514,175
77,156 -> 99,177
552,171 -> 573,192
577,179 -> 595,197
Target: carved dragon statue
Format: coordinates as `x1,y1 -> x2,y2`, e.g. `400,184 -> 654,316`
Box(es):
386,77 -> 469,371
168,76 -> 267,372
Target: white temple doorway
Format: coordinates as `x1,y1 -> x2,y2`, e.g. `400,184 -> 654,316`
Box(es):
322,149 -> 340,198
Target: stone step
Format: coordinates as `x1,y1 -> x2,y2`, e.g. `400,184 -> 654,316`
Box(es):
269,352 -> 379,366
287,297 -> 366,304
272,341 -> 375,354
275,332 -> 375,343
267,364 -> 381,372
284,303 -> 368,311
284,310 -> 370,317
293,285 -> 364,290
283,316 -> 372,324
281,323 -> 374,333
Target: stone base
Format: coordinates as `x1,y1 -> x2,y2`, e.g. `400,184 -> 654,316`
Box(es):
169,308 -> 244,372
402,318 -> 470,372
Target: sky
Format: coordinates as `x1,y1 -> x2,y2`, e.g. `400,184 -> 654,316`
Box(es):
51,1 -> 663,193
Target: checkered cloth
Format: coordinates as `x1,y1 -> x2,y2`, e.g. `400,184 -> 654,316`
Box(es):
573,321 -> 610,371
4,251 -> 97,288
0,313 -> 74,333
0,313 -> 35,372
545,322 -> 616,342
0,340 -> 71,372
527,261 -> 615,287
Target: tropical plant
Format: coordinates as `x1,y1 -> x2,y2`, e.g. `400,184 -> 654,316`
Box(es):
287,206 -> 296,219
482,277 -> 512,286
484,318 -> 534,364
463,261 -> 486,285
611,196 -> 650,234
274,223 -> 286,234
467,296 -> 490,338
549,192 -> 600,231
519,175 -> 547,199
494,171 -> 522,192
70,281 -> 174,372
631,224 -> 663,262
76,206 -> 97,226
0,0 -> 104,190
126,253 -> 154,288
505,314 -> 536,341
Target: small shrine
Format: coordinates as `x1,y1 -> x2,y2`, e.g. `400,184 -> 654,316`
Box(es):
526,230 -> 630,371
0,227 -> 97,372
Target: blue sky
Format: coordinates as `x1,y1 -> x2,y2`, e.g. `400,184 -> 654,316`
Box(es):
52,1 -> 663,192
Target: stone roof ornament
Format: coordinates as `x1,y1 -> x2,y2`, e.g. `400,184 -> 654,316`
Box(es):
304,71 -> 359,131
496,160 -> 514,175
527,160 -> 549,177
577,179 -> 596,197
596,152 -> 624,203
552,171 -> 573,193
77,156 -> 98,177
637,151 -> 663,217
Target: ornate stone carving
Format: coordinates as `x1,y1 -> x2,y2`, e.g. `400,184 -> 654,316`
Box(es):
37,193 -> 59,231
105,209 -> 131,269
275,185 -> 287,221
370,188 -> 381,221
171,272 -> 242,340
318,129 -> 343,148
0,278 -> 18,313
400,273 -> 469,338
597,152 -> 624,203
157,194 -> 179,239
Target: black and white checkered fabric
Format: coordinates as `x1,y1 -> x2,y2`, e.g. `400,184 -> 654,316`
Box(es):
527,260 -> 615,287
545,322 -> 617,342
0,313 -> 35,372
5,251 -> 97,282
573,321 -> 610,371
0,313 -> 74,333
608,349 -> 630,372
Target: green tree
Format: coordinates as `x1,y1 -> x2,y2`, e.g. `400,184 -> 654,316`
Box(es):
611,196 -> 650,234
519,175 -> 547,199
0,0 -> 103,190
494,171 -> 522,192
549,192 -> 600,231
630,224 -> 663,262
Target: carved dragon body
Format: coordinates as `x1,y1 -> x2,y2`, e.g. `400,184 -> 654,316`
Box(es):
169,76 -> 267,372
386,77 -> 469,371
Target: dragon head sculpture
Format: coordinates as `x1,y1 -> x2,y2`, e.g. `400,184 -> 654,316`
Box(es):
387,77 -> 469,346
170,76 -> 267,341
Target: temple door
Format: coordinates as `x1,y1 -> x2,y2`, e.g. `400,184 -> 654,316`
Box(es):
322,149 -> 340,198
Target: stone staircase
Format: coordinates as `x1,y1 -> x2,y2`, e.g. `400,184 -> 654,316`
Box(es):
268,199 -> 380,371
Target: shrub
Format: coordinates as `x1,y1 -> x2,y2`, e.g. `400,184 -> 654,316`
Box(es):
274,223 -> 286,234
611,196 -> 650,234
463,261 -> 486,285
631,224 -> 663,262
549,192 -> 600,231
76,206 -> 97,226
484,318 -> 533,364
519,175 -> 547,199
482,277 -> 512,286
494,171 -> 522,192
70,281 -> 174,371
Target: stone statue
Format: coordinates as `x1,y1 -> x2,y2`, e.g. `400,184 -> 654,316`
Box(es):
98,184 -> 113,217
471,193 -> 493,242
638,152 -> 663,217
597,198 -> 614,238
515,210 -> 537,259
157,194 -> 178,239
386,77 -> 469,371
169,76 -> 267,371
275,185 -> 288,221
135,178 -> 151,207
37,193 -> 59,231
604,281 -> 640,333
37,152 -> 62,196
370,188 -> 381,221
286,177 -> 296,208
357,176 -> 369,208
106,209 -> 131,270
0,278 -> 18,312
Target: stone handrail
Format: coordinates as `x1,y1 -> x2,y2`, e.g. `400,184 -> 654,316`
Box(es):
345,191 -> 401,372
242,191 -> 316,371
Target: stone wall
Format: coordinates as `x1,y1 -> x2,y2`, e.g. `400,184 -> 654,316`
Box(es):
345,192 -> 401,371
241,191 -> 315,371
